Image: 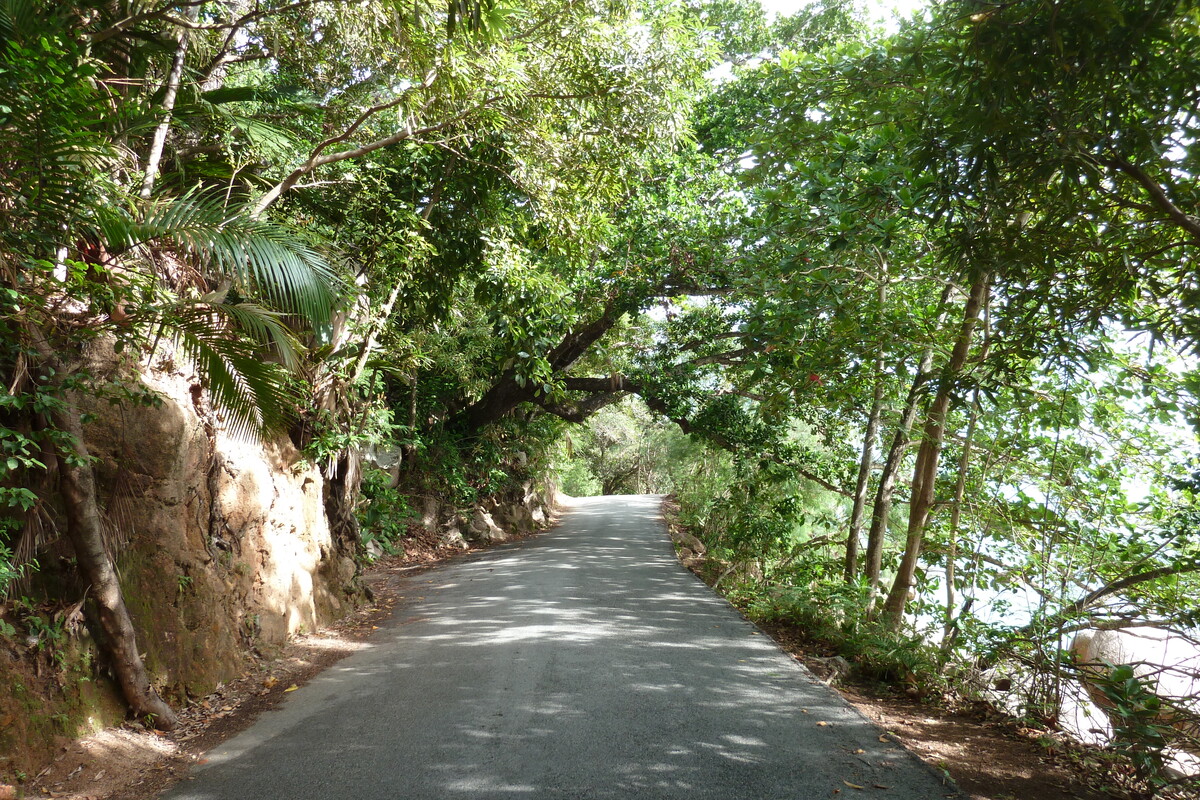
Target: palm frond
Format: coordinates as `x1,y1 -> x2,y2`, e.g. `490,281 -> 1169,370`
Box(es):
0,0 -> 115,249
199,85 -> 317,106
196,293 -> 304,372
0,0 -> 35,42
97,191 -> 341,335
170,301 -> 303,438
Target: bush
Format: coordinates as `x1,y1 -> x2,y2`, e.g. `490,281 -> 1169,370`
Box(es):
739,582 -> 945,694
356,469 -> 415,558
557,459 -> 601,497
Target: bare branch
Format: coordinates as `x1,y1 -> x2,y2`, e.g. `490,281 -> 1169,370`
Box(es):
87,0 -> 207,43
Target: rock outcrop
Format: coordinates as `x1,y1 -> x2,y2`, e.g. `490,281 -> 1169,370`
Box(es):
425,482 -> 558,549
75,347 -> 362,698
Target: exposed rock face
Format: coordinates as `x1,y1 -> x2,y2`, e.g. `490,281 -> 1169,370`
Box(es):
73,349 -> 359,700
666,520 -> 706,569
425,482 -> 557,548
0,344 -> 367,775
440,526 -> 468,550
469,508 -> 507,543
1,344 -> 563,778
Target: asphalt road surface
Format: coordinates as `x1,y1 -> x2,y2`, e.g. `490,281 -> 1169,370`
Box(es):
164,494 -> 960,799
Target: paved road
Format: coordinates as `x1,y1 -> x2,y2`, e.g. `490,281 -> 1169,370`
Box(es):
164,495 -> 959,799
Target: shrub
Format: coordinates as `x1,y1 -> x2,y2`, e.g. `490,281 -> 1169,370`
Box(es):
356,469 -> 415,558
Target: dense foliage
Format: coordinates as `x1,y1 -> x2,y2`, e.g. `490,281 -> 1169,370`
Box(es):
6,0 -> 1200,792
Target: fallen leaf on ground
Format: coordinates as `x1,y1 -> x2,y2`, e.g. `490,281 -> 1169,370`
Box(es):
284,684 -> 299,692
843,780 -> 865,790
816,721 -> 829,727
0,784 -> 15,799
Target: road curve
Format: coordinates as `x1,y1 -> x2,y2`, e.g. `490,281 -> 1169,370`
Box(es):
163,494 -> 959,799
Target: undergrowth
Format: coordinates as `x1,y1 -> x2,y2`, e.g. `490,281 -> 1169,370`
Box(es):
356,468 -> 416,559
728,581 -> 948,695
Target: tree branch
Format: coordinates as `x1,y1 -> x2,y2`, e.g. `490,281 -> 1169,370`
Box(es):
1099,156 -> 1200,243
252,89 -> 499,217
87,0 -> 207,43
686,347 -> 757,367
1062,562 -> 1200,622
532,391 -> 625,423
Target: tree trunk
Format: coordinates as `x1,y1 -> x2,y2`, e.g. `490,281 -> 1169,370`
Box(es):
881,273 -> 990,628
845,363 -> 884,582
862,373 -> 926,610
942,389 -> 980,653
845,268 -> 889,582
324,449 -> 363,553
30,333 -> 178,728
139,9 -> 196,199
863,285 -> 953,610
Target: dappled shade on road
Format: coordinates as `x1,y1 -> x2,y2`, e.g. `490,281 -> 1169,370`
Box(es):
164,495 -> 959,799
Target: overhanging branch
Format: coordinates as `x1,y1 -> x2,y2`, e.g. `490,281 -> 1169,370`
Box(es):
557,375 -> 852,497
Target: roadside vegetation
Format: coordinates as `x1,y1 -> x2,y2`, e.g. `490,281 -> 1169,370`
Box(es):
5,0 -> 1200,796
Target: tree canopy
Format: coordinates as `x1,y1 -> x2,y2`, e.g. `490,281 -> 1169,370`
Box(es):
6,0 -> 1200,791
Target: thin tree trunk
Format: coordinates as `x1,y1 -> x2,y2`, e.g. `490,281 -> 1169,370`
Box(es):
403,380 -> 419,463
139,10 -> 196,199
346,155 -> 450,388
863,285 -> 953,612
882,272 -> 990,628
30,332 -> 177,729
942,388 -> 979,652
348,279 -> 405,387
863,365 -> 929,611
845,268 -> 889,582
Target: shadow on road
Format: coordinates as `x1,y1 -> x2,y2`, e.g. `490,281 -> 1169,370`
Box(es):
165,495 -> 958,800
